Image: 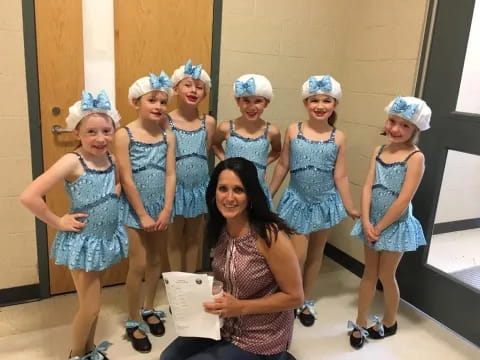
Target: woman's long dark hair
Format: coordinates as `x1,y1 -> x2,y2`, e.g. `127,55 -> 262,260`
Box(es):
206,157 -> 294,248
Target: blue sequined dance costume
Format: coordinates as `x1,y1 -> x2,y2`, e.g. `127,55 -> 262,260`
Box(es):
351,145 -> 426,251
169,115 -> 209,218
225,120 -> 274,208
277,123 -> 347,234
51,152 -> 128,271
123,126 -> 168,228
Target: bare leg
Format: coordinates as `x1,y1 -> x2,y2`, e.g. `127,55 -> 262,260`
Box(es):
355,245 -> 380,328
302,229 -> 330,300
125,228 -> 147,321
143,229 -> 168,310
378,251 -> 403,326
167,216 -> 185,272
184,215 -> 205,273
85,316 -> 98,353
290,233 -> 308,267
70,270 -> 103,357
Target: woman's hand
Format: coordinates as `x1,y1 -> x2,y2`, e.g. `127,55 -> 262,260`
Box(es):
155,209 -> 171,231
59,213 -> 88,232
139,214 -> 157,232
203,293 -> 243,318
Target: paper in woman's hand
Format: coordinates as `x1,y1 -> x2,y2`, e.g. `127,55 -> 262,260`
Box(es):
162,272 -> 221,340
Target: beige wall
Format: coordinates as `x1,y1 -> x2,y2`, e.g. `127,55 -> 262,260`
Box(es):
0,0 -> 38,289
1,0 -> 429,291
218,0 -> 430,262
329,0 -> 429,261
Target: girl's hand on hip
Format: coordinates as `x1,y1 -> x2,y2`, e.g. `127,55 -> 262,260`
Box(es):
59,213 -> 88,232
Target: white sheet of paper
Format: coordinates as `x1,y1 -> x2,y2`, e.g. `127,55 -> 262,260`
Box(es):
162,272 -> 221,340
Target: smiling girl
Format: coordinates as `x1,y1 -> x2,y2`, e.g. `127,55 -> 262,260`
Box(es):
270,75 -> 359,327
348,96 -> 431,349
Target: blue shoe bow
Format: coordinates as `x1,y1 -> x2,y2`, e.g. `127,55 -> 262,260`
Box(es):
296,299 -> 318,319
125,320 -> 150,333
88,341 -> 112,360
141,308 -> 166,320
347,320 -> 368,338
370,315 -> 385,337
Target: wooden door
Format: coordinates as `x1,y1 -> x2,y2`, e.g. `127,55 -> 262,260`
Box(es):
35,0 -> 214,294
114,0 -> 213,118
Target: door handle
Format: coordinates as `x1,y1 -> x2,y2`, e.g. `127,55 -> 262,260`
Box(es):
51,124 -> 72,134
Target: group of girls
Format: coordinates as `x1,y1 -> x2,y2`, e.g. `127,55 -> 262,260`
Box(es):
20,58 -> 432,359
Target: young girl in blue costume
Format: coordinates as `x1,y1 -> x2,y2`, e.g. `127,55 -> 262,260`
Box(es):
212,74 -> 281,208
348,96 -> 431,350
270,75 -> 359,327
115,72 -> 176,353
20,90 -> 126,360
167,60 -> 216,272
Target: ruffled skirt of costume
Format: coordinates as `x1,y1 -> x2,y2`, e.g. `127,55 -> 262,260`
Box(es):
124,196 -> 166,229
260,182 -> 274,210
51,225 -> 128,272
51,194 -> 128,271
277,187 -> 347,234
350,216 -> 426,252
173,182 -> 207,218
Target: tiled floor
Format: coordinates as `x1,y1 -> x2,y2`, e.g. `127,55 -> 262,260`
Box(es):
427,228 -> 480,273
0,259 -> 478,359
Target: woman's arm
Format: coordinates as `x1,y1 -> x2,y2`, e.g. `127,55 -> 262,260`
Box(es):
269,125 -> 294,197
205,231 -> 303,317
211,120 -> 229,161
333,131 -> 359,219
19,153 -> 87,232
266,124 -> 282,165
114,128 -> 156,231
155,130 -> 177,230
374,151 -> 425,233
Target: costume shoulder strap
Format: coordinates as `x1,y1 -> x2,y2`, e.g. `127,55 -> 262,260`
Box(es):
297,122 -> 303,136
124,126 -> 133,140
71,151 -> 88,170
264,122 -> 270,137
404,150 -> 422,162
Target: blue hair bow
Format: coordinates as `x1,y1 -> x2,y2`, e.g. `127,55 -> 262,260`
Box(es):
149,71 -> 172,89
390,97 -> 419,120
308,75 -> 332,93
81,90 -> 111,111
234,77 -> 256,97
184,59 -> 203,79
